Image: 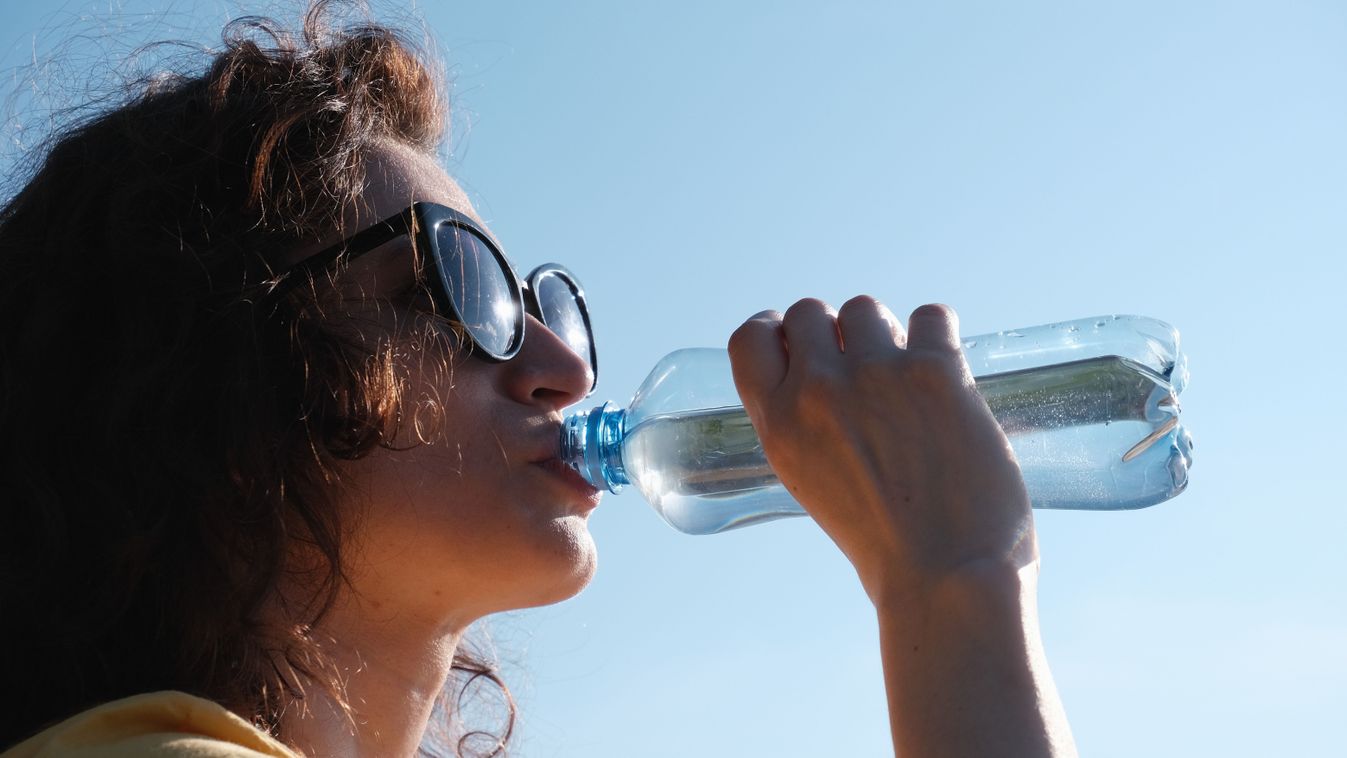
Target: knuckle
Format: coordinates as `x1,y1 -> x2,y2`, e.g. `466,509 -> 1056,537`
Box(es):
839,294 -> 883,318
910,302 -> 956,322
727,327 -> 749,356
908,302 -> 962,354
783,297 -> 833,324
728,318 -> 771,353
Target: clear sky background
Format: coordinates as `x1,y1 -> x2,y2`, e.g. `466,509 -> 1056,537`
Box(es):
2,1 -> 1343,756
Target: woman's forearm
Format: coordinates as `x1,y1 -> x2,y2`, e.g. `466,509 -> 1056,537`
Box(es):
876,562 -> 1078,758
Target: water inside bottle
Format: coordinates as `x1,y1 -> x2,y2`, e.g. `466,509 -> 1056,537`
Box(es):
621,355 -> 1192,535
621,405 -> 788,534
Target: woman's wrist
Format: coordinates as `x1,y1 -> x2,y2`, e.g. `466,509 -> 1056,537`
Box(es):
868,552 -> 1038,621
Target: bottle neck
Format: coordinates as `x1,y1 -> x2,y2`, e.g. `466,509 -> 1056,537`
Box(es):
561,401 -> 629,493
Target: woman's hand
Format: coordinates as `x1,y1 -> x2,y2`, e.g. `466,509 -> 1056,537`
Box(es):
728,297 -> 1036,605
728,297 -> 1077,757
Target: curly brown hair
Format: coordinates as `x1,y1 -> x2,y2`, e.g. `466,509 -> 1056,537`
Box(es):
0,2 -> 512,754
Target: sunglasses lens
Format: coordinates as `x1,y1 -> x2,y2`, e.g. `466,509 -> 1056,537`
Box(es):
436,223 -> 519,356
533,270 -> 593,371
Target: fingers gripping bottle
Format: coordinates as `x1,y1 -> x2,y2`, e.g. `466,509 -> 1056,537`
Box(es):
561,315 -> 1193,535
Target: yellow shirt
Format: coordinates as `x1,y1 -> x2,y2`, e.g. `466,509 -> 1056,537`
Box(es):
2,692 -> 298,757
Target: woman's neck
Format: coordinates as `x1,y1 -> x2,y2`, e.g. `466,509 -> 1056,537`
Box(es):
277,598 -> 470,757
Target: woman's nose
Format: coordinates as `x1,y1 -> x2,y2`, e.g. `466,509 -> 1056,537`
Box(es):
498,314 -> 594,410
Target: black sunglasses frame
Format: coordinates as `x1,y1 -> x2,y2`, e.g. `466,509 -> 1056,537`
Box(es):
522,261 -> 599,394
270,202 -> 597,393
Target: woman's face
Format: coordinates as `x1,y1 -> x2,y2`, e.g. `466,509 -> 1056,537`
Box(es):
329,143 -> 600,629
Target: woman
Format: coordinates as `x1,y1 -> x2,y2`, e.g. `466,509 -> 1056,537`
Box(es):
0,3 -> 1075,756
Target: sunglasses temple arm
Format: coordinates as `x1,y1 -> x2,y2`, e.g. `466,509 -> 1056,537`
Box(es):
264,208 -> 418,302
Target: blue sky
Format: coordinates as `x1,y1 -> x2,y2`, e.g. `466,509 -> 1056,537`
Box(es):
3,1 -> 1344,755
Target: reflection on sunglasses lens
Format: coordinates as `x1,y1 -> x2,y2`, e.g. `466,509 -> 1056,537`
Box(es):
537,272 -> 591,365
439,224 -> 516,355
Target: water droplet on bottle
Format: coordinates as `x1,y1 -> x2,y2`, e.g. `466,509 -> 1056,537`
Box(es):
1095,320 -> 1107,328
1067,325 -> 1079,333
1005,331 -> 1024,338
963,339 -> 977,349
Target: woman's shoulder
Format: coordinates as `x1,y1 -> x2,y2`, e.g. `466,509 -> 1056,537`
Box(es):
2,691 -> 299,758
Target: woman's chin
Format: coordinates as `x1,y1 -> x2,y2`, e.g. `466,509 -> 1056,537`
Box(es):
535,523 -> 598,606
484,517 -> 597,613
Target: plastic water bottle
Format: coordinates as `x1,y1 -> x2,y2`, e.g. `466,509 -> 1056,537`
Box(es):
561,315 -> 1193,535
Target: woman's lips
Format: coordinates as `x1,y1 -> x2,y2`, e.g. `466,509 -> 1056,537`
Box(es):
534,456 -> 603,508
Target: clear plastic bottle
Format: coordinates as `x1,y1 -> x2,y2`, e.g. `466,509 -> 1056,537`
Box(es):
561,315 -> 1193,535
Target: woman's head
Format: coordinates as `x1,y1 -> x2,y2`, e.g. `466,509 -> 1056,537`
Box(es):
0,1 -> 596,747
318,139 -> 599,625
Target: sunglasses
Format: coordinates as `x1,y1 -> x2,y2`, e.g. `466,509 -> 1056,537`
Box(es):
271,202 -> 598,394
